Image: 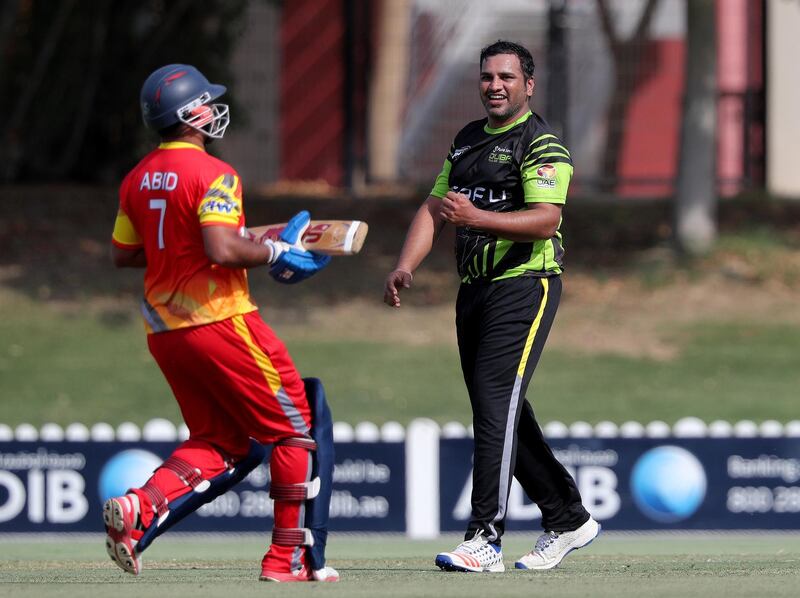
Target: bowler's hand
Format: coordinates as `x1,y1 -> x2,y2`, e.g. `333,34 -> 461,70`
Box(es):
440,191 -> 479,226
383,269 -> 413,308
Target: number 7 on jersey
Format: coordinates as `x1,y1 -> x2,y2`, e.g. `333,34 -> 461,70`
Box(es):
149,199 -> 167,249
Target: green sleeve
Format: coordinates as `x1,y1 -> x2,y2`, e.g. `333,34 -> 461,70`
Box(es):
521,161 -> 572,204
430,158 -> 452,198
520,135 -> 573,204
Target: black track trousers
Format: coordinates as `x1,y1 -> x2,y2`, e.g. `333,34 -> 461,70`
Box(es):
456,275 -> 589,543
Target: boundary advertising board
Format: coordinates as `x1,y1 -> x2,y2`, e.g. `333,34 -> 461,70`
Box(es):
2,434 -> 800,534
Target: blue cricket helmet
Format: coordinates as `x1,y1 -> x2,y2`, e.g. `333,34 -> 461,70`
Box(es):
140,64 -> 230,138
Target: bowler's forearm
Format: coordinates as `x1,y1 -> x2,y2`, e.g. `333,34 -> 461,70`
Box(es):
395,196 -> 446,273
468,203 -> 561,242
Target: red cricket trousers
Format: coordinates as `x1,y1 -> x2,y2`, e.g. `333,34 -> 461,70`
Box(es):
132,311 -> 314,571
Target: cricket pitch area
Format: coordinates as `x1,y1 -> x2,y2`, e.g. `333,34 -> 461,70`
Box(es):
2,532 -> 799,597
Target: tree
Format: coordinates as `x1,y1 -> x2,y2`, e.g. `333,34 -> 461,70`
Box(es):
0,0 -> 247,183
674,0 -> 717,255
596,0 -> 660,192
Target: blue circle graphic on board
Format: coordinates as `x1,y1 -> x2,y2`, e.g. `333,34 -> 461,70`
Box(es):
630,446 -> 706,523
98,449 -> 163,503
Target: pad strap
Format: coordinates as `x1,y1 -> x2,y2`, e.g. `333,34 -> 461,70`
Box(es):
270,477 -> 321,501
161,456 -> 210,492
276,436 -> 317,451
272,527 -> 315,547
140,482 -> 169,518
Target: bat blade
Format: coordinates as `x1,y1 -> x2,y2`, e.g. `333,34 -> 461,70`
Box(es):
244,220 -> 368,255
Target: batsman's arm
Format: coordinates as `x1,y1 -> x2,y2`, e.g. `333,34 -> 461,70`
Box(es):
202,224 -> 275,268
111,207 -> 147,267
111,244 -> 147,268
384,195 -> 446,308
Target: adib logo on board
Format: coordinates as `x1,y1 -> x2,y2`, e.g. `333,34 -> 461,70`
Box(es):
97,449 -> 163,503
630,446 -> 707,523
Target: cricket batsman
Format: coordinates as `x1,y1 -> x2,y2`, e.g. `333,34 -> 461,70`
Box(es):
106,63 -> 338,582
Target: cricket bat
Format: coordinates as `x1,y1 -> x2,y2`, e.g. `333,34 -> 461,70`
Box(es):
243,220 -> 368,255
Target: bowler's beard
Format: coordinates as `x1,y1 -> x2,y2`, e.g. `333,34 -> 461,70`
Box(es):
482,96 -> 528,122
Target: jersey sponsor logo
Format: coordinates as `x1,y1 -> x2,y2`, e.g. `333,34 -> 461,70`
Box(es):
451,145 -> 471,160
451,185 -> 510,203
488,145 -> 512,163
200,198 -> 238,215
537,164 -> 556,178
535,164 -> 557,188
140,171 -> 178,191
488,152 -> 512,164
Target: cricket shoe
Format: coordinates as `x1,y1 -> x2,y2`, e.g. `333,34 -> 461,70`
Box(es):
260,563 -> 340,582
515,517 -> 601,570
435,530 -> 505,573
103,494 -> 144,575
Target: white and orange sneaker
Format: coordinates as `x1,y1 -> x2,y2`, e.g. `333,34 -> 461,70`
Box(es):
103,494 -> 144,575
435,531 -> 504,573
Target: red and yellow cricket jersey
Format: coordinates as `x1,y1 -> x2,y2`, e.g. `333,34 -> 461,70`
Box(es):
112,142 -> 257,333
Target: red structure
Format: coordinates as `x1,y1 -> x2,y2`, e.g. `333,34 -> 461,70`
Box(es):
616,0 -> 764,197
616,40 -> 685,197
280,0 -> 346,186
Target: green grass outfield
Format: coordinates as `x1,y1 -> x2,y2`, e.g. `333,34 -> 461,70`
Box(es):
2,290 -> 800,426
1,533 -> 800,597
2,223 -> 800,428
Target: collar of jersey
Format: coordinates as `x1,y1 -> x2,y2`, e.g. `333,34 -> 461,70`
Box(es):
484,110 -> 532,135
158,141 -> 205,151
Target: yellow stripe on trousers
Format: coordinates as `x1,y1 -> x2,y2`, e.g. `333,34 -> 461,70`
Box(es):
232,314 -> 283,395
516,278 -> 549,377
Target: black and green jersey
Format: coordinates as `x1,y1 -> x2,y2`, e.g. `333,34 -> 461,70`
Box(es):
430,110 -> 573,283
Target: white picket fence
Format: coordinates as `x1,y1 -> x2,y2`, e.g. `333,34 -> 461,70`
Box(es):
2,417 -> 800,442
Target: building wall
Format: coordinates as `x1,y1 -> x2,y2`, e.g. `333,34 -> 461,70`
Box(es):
767,0 -> 800,198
